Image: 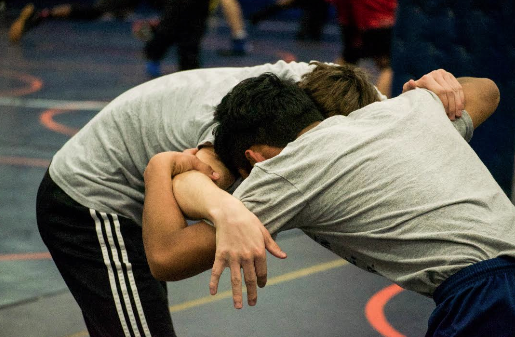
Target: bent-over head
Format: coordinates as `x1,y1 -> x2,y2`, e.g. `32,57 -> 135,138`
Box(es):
214,73 -> 324,177
299,61 -> 380,118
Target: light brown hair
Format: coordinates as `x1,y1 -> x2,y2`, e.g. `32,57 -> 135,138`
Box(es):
299,61 -> 380,118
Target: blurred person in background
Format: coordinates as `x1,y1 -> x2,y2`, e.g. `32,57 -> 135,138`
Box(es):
251,0 -> 330,42
9,0 -> 212,78
133,0 -> 251,58
8,0 -> 148,43
330,0 -> 397,96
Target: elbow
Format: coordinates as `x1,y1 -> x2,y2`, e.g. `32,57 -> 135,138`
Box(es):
492,81 -> 500,112
485,78 -> 501,114
151,269 -> 186,282
146,251 -> 187,282
146,251 -> 170,281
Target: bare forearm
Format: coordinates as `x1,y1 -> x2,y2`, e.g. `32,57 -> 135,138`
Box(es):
458,77 -> 500,128
142,152 -> 217,281
172,170 -> 241,222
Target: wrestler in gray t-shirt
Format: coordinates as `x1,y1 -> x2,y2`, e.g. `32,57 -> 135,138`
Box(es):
232,88 -> 515,297
49,61 -> 314,224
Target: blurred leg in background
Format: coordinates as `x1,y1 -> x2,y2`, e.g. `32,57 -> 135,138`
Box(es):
142,0 -> 211,77
217,0 -> 250,56
8,0 -> 142,44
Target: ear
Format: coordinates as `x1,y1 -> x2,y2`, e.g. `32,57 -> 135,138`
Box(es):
245,149 -> 267,166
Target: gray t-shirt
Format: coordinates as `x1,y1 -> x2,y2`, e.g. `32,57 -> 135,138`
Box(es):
233,88 -> 515,297
50,61 -> 314,224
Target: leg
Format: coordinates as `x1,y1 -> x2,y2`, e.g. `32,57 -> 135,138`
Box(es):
250,0 -> 296,25
144,0 -> 210,75
8,4 -> 42,43
218,0 -> 249,56
296,0 -> 329,41
220,0 -> 245,39
176,0 -> 210,70
374,56 -> 392,98
339,24 -> 361,65
8,0 -> 140,43
36,171 -> 176,337
7,2 -> 103,44
362,27 -> 393,97
143,0 -> 180,76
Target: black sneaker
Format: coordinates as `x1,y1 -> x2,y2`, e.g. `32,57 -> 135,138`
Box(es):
8,3 -> 41,43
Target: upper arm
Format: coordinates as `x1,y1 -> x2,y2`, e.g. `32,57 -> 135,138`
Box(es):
458,77 -> 500,128
196,146 -> 236,190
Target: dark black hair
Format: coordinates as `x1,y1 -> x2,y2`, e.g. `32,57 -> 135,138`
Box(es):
214,73 -> 324,176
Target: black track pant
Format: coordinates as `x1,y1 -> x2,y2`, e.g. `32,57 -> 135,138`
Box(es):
144,0 -> 211,71
36,170 -> 176,337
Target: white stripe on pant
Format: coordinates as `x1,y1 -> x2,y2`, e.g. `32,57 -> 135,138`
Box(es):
91,209 -> 152,337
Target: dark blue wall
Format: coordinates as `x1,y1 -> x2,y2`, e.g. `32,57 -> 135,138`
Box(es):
391,0 -> 515,197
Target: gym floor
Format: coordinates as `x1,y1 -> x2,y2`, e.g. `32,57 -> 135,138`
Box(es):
0,5 -> 435,337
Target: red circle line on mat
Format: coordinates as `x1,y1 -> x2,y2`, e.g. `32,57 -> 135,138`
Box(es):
0,156 -> 50,167
0,71 -> 43,97
365,284 -> 406,337
0,252 -> 51,261
40,109 -> 80,136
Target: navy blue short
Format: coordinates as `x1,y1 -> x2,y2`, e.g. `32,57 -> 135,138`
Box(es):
427,256 -> 515,337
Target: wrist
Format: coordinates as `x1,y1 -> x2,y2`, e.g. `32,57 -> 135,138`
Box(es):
205,194 -> 242,226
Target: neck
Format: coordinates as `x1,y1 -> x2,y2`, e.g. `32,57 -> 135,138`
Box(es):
297,121 -> 321,139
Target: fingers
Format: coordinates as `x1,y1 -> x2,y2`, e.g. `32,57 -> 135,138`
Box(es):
428,69 -> 466,120
421,72 -> 450,117
230,261 -> 243,309
182,148 -> 198,155
402,79 -> 417,93
431,70 -> 454,119
169,152 -> 220,179
190,157 -> 220,180
414,70 -> 457,119
408,69 -> 465,121
442,71 -> 464,118
209,258 -> 225,296
212,252 -> 267,307
254,251 -> 267,289
209,217 -> 275,309
242,257 -> 258,306
262,229 -> 287,259
212,254 -> 257,308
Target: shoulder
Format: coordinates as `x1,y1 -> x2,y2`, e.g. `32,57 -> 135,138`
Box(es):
401,88 -> 443,105
379,88 -> 445,115
233,165 -> 297,198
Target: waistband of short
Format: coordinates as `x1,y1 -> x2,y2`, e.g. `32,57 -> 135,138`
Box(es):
433,256 -> 515,305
